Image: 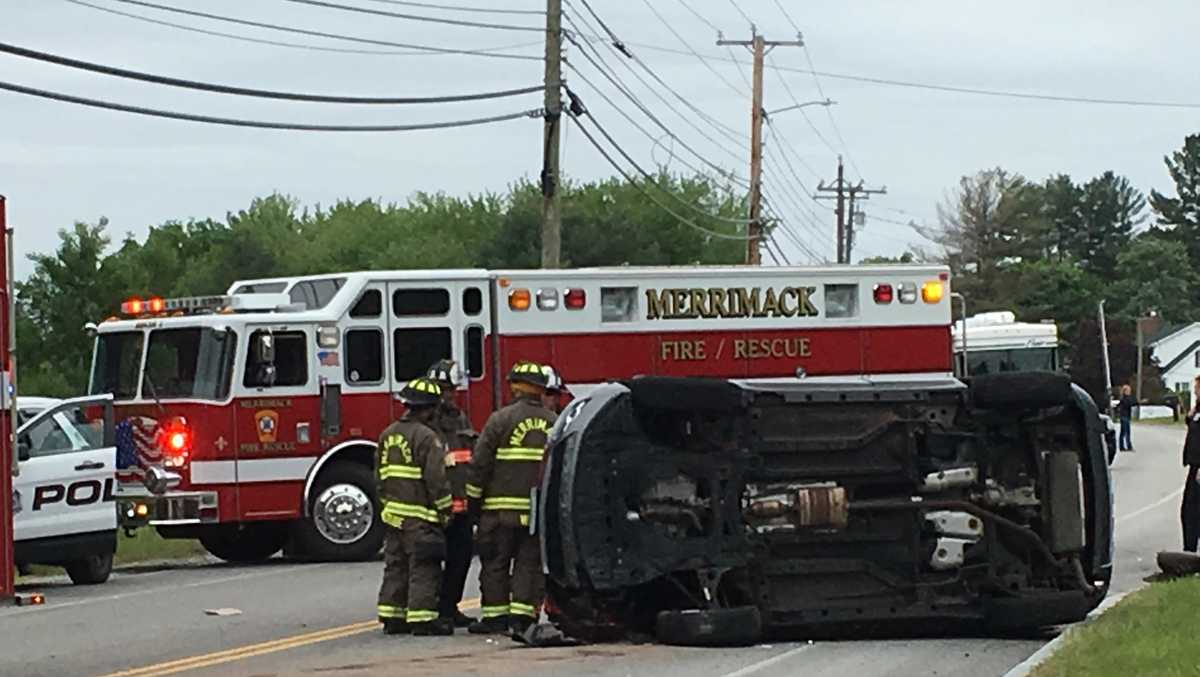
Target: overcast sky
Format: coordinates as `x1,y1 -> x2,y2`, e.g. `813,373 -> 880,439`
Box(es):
2,0 -> 1198,277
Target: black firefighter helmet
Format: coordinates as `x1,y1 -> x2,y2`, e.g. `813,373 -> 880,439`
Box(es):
398,378 -> 443,408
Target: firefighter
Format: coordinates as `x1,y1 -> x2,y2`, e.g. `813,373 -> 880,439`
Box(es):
376,377 -> 455,636
466,361 -> 557,637
541,364 -> 569,414
425,359 -> 477,628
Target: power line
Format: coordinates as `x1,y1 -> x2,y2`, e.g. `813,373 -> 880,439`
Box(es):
567,89 -> 753,225
567,111 -> 751,242
639,0 -> 744,98
0,79 -> 541,131
760,196 -> 826,263
280,0 -> 544,32
561,21 -> 746,169
725,0 -> 754,28
767,53 -> 839,160
567,0 -> 745,147
62,0 -> 541,57
567,65 -> 748,188
0,41 -> 543,104
674,0 -> 719,34
621,40 -> 1200,109
360,0 -> 544,16
96,0 -> 541,60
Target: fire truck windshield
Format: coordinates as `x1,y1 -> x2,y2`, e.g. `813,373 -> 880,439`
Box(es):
90,328 -> 236,401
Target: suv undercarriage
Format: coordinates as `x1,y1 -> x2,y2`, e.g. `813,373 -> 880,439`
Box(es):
538,373 -> 1112,645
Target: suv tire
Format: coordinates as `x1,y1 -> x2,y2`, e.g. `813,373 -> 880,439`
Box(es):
655,606 -> 763,647
65,551 -> 113,585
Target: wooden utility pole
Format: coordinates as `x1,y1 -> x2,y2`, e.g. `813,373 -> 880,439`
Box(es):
718,30 -> 803,265
816,157 -> 845,263
540,0 -> 563,268
844,182 -> 886,263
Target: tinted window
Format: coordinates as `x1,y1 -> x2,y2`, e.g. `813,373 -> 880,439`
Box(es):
393,328 -> 451,381
393,289 -> 450,317
466,326 -> 484,379
89,331 -> 144,400
345,329 -> 384,385
601,287 -> 637,323
350,289 -> 382,318
463,288 -> 483,316
289,278 -> 345,309
244,331 -> 308,388
967,348 -> 1057,376
823,284 -> 859,319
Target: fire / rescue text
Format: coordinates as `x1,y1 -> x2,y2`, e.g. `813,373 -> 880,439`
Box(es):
645,287 -> 819,320
660,338 -> 812,361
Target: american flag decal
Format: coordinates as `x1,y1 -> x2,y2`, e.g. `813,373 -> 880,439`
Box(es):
115,416 -> 160,479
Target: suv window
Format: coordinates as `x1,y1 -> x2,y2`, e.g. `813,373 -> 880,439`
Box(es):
20,404 -> 104,459
244,331 -> 309,387
393,328 -> 451,381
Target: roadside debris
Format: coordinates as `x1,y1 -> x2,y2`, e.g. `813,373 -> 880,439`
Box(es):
204,608 -> 243,617
511,623 -> 585,647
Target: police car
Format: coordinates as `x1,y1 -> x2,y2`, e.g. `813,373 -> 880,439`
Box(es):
13,395 -> 118,585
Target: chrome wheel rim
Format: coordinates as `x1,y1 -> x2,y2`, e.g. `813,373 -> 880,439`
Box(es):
313,483 -> 373,545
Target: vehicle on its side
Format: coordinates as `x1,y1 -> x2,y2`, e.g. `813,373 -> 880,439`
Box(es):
13,395 -> 117,584
953,311 -> 1119,464
539,305 -> 1112,645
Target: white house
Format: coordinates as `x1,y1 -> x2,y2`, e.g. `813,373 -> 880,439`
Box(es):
1149,322 -> 1200,395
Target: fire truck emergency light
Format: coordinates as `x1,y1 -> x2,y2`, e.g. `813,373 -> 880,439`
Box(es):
921,280 -> 945,304
897,283 -> 918,304
159,417 -> 193,468
147,297 -> 166,313
564,288 -> 586,310
121,297 -> 144,315
536,288 -> 559,311
873,284 -> 894,304
508,289 -> 531,311
15,593 -> 45,606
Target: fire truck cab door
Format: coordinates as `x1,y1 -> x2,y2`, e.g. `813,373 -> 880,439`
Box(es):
386,281 -> 488,422
13,395 -> 116,542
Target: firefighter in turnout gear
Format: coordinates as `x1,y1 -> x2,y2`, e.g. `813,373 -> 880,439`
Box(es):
376,378 -> 455,636
466,361 -> 557,637
541,364 -> 569,414
425,359 -> 478,628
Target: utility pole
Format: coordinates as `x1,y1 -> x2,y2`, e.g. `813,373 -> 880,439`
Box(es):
718,29 -> 803,265
844,182 -> 886,263
540,0 -> 563,268
817,157 -> 884,263
816,157 -> 845,263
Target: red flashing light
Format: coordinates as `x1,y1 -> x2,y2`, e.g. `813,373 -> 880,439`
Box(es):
121,297 -> 144,315
159,417 -> 193,468
873,283 -> 894,304
147,296 -> 165,313
564,288 -> 586,310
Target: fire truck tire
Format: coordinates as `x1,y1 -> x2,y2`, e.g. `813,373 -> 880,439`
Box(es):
654,606 -> 762,647
970,372 -> 1072,410
65,552 -> 113,585
291,461 -> 383,561
199,524 -> 287,563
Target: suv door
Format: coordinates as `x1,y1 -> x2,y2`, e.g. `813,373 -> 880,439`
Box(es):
14,395 -> 116,541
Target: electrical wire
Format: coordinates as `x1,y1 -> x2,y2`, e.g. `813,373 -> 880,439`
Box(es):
562,24 -> 747,173
568,89 -> 753,225
568,65 -> 748,188
760,196 -> 826,263
62,0 -> 541,57
675,0 -> 719,34
767,53 -> 839,160
725,0 -> 754,28
568,112 -> 751,242
0,79 -> 542,131
94,0 -> 541,60
280,0 -> 544,32
640,0 -> 744,98
617,40 -> 1200,110
360,0 -> 544,16
765,118 -> 826,187
567,0 -> 745,147
0,41 -> 543,104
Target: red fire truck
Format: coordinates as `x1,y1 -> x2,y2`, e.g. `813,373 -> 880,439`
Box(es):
98,265 -> 955,562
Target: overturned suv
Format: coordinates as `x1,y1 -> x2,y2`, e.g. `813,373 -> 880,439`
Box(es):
537,373 -> 1112,645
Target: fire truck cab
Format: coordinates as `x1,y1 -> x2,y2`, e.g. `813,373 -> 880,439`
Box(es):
93,265 -> 960,562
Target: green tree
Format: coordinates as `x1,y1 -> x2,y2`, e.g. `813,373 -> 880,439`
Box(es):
1150,134 -> 1200,285
1074,171 -> 1144,278
1108,234 -> 1199,322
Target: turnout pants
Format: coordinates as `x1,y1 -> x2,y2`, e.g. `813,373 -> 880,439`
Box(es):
438,514 -> 474,617
1183,466 -> 1200,553
377,522 -> 446,624
476,512 -> 544,620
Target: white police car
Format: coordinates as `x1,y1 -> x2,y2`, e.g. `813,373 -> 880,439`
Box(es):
13,395 -> 118,584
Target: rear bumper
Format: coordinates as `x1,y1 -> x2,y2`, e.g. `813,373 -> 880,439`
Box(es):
117,490 -> 220,528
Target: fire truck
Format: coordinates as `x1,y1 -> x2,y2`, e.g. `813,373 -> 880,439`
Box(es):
96,265 -> 958,562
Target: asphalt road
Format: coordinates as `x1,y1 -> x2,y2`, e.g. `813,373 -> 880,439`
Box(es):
0,422 -> 1186,677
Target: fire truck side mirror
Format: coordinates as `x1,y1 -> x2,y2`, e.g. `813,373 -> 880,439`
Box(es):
254,333 -> 276,364
17,440 -> 29,462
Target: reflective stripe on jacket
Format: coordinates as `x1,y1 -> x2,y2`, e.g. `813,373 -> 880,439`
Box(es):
376,414 -> 452,528
467,395 -> 556,516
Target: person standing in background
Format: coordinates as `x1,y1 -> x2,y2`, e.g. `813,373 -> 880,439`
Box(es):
1118,384 -> 1136,451
1181,376 -> 1200,552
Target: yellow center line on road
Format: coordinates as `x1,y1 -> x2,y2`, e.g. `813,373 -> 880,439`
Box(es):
97,597 -> 482,677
